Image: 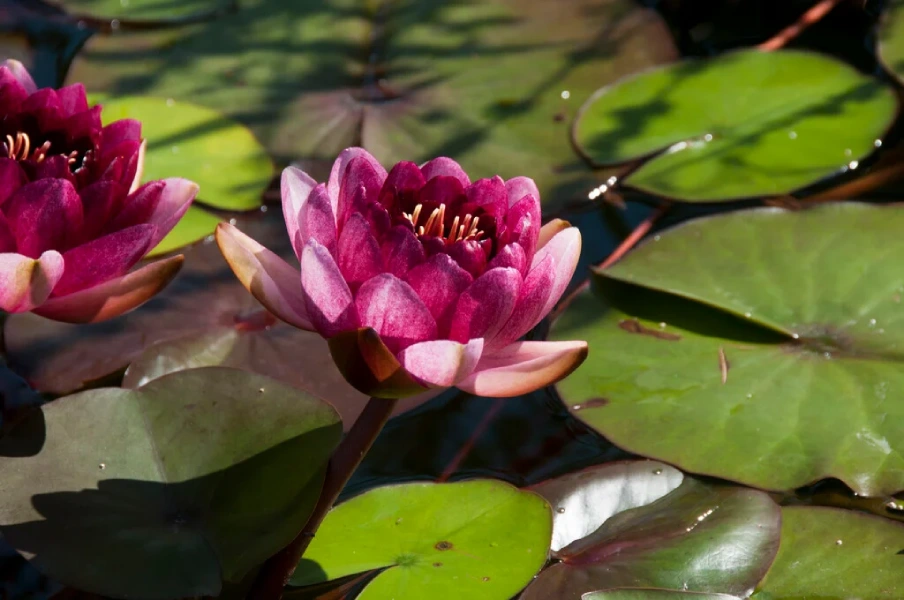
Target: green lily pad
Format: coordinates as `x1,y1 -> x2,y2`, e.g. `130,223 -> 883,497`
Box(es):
68,0 -> 678,207
529,460 -> 683,553
97,95 -> 273,211
752,507 -> 904,599
290,480 -> 552,599
586,591 -> 742,600
520,480 -> 781,600
572,49 -> 897,201
879,0 -> 904,85
0,367 -> 342,599
551,202 -> 904,496
61,0 -> 229,22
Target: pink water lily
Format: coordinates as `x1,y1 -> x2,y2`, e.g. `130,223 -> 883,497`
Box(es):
0,60 -> 197,322
217,148 -> 586,398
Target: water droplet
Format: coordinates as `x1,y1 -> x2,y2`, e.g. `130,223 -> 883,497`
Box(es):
875,139 -> 883,148
110,19 -> 121,30
744,312 -> 752,318
653,468 -> 662,475
166,98 -> 175,107
260,205 -> 269,213
482,577 -> 490,582
98,463 -> 106,470
171,145 -> 180,154
788,131 -> 798,140
848,160 -> 859,170
659,322 -> 667,328
791,333 -> 800,339
844,148 -> 853,157
606,176 -> 618,186
556,507 -> 566,514
653,235 -> 661,241
560,90 -> 571,100
823,352 -> 832,359
229,217 -> 237,225
746,393 -> 753,399
869,318 -> 877,327
703,133 -> 713,142
205,235 -> 215,243
258,387 -> 265,393
835,539 -> 843,546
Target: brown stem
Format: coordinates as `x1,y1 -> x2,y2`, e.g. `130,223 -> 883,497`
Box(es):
758,0 -> 845,51
248,396 -> 399,600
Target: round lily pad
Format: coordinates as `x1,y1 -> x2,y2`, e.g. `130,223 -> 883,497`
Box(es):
68,0 -> 678,207
572,49 -> 897,201
586,591 -> 742,600
879,0 -> 904,85
521,480 -> 780,600
551,202 -> 904,496
0,367 -> 342,599
290,480 -> 552,599
752,506 -> 904,599
61,0 -> 230,22
529,460 -> 683,553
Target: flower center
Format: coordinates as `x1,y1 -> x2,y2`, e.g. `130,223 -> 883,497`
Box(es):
402,203 -> 485,244
3,131 -> 78,165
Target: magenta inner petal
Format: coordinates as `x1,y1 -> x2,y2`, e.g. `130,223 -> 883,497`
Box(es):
337,213 -> 384,291
381,225 -> 425,278
6,178 -> 84,257
404,252 -> 472,336
53,223 -> 155,296
355,273 -> 438,354
298,183 -> 338,257
301,239 -> 360,337
448,266 -> 522,344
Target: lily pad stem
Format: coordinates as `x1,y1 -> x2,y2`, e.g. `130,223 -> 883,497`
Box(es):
248,396 -> 399,600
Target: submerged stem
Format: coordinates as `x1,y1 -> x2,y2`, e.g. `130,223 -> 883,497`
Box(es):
247,396 -> 398,600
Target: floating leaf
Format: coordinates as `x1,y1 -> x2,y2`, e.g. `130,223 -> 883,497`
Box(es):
5,213 -> 433,428
0,367 -> 342,599
529,460 -> 683,552
60,0 -> 230,22
97,95 -> 273,212
69,0 -> 678,207
572,49 -> 896,201
879,0 -> 904,85
752,507 -> 904,599
145,205 -> 222,257
586,591 -> 742,600
521,480 -> 781,600
290,480 -> 552,599
551,203 -> 904,495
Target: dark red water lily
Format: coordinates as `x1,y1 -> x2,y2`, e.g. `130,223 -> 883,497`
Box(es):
0,60 -> 197,322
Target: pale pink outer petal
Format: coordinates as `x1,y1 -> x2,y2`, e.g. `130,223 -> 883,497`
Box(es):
419,157 -> 471,187
298,184 -> 338,258
301,239 -> 359,337
489,254 -> 555,350
532,227 -> 582,317
399,338 -> 484,388
448,267 -> 522,345
32,255 -> 183,323
456,340 -> 588,398
2,60 -> 37,94
0,251 -> 63,313
282,166 -> 318,251
146,178 -> 199,247
537,218 -> 570,251
215,222 -> 313,331
505,176 -> 540,207
327,148 -> 387,217
129,140 -> 146,194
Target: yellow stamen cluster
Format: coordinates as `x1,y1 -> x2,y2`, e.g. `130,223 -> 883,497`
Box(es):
402,202 -> 484,243
4,132 -> 77,165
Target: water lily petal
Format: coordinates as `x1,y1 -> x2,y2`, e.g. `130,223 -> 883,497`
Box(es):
505,193 -> 541,259
449,267 -> 521,344
54,224 -> 155,296
80,180 -> 129,241
0,214 -> 15,252
505,176 -> 540,207
466,176 -> 507,218
355,273 -> 437,353
533,226 -> 582,316
328,147 -> 387,220
102,119 -> 142,147
445,239 -> 487,279
420,157 -> 470,187
338,213 -> 383,290
0,158 -> 27,207
416,176 -> 466,214
399,338 -> 484,388
328,327 -> 427,398
142,178 -> 198,247
282,166 -> 318,252
34,254 -> 183,323
301,238 -> 359,337
457,340 -> 588,397
108,180 -> 165,232
1,59 -> 37,94
215,222 -> 313,331
0,250 -> 63,313
381,225 -> 425,278
57,83 -> 89,116
298,183 -> 338,258
490,254 -> 555,350
537,218 -> 570,251
378,161 -> 425,213
487,242 -> 526,274
404,252 -> 472,336
6,178 -> 84,258
129,140 -> 146,194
